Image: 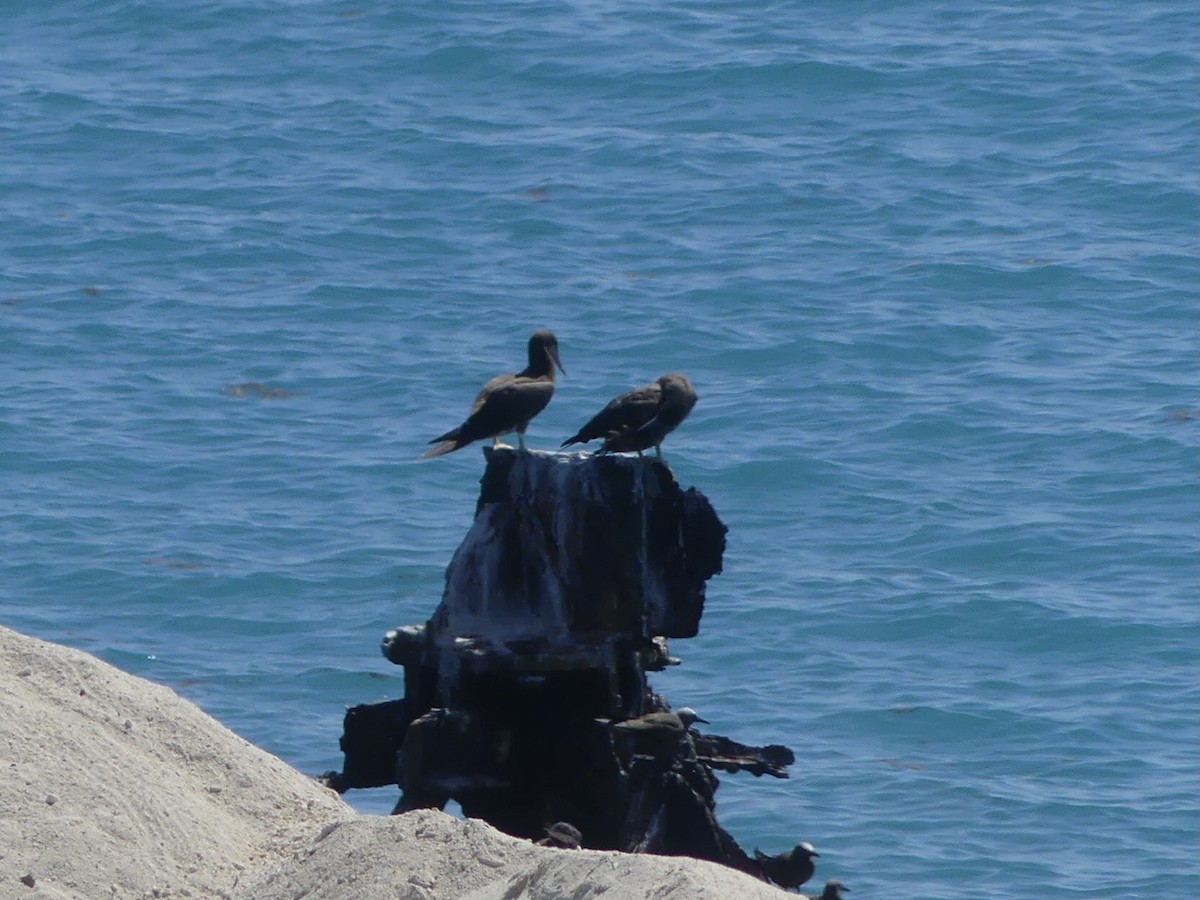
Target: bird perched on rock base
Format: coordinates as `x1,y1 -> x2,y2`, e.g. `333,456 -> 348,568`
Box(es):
536,821 -> 582,849
422,329 -> 565,459
610,707 -> 708,760
561,372 -> 696,458
803,879 -> 849,900
754,841 -> 819,891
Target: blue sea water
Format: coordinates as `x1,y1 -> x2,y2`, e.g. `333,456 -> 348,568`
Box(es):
2,1 -> 1197,896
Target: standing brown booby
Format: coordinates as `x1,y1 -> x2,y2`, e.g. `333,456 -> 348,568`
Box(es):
421,329 -> 565,459
560,372 -> 696,458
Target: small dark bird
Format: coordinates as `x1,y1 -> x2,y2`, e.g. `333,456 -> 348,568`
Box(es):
754,841 -> 819,892
611,707 -> 708,760
536,821 -> 582,849
422,329 -> 565,459
803,880 -> 849,900
561,372 -> 696,458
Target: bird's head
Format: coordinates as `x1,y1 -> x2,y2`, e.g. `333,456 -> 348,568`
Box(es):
530,329 -> 566,376
796,841 -> 819,859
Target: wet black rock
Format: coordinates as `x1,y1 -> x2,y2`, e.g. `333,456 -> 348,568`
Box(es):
328,449 -> 794,880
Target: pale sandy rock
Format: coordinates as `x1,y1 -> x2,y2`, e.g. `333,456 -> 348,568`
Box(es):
238,809 -> 789,900
1,624 -> 788,900
0,624 -> 351,900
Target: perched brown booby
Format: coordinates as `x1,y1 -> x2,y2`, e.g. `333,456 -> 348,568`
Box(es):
754,841 -> 819,891
421,329 -> 565,459
802,880 -> 849,900
610,707 -> 708,760
560,372 -> 697,458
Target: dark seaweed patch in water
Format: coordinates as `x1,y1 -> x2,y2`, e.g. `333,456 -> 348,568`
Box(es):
222,381 -> 292,399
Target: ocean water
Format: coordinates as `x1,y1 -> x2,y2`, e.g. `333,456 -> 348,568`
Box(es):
2,1 -> 1197,897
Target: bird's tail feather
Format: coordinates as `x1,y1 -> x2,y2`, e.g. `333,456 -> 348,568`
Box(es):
419,440 -> 460,460
420,427 -> 463,460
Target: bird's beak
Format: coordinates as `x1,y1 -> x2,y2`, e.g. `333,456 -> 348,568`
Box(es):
696,715 -> 710,724
550,345 -> 566,376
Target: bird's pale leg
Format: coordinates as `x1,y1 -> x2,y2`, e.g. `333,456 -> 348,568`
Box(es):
517,432 -> 528,452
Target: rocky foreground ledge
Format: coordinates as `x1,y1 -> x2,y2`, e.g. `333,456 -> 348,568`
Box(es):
0,624 -> 788,899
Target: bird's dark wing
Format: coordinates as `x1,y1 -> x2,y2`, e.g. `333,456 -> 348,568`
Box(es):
453,375 -> 554,445
423,371 -> 553,459
600,376 -> 697,453
561,382 -> 661,447
467,372 -> 512,416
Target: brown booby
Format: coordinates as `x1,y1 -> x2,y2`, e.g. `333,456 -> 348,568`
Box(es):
610,707 -> 708,760
421,329 -> 565,459
754,841 -> 819,891
802,880 -> 849,900
560,372 -> 697,458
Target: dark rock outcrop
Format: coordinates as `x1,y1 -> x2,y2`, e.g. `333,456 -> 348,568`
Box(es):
326,448 -> 794,880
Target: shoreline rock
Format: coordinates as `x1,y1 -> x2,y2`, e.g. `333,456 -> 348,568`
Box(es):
337,450 -> 792,881
1,623 -> 789,898
0,623 -> 350,899
237,810 -> 791,900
